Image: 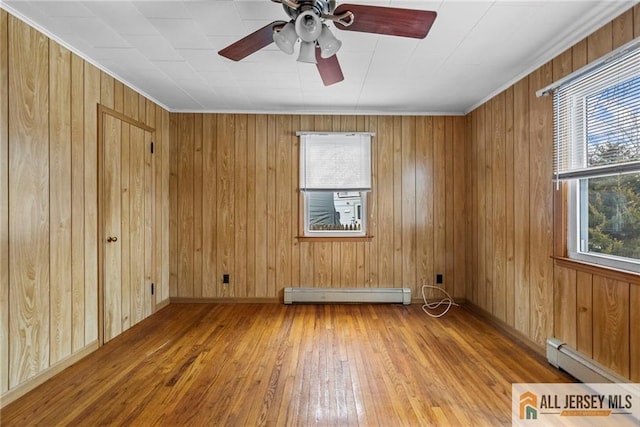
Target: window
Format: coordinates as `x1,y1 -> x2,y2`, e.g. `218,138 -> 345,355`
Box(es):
298,132 -> 373,237
544,39 -> 640,272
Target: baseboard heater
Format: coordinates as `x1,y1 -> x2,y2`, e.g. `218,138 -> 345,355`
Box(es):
284,287 -> 411,305
546,338 -> 628,383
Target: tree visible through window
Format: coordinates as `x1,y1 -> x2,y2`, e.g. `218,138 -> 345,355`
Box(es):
581,75 -> 640,263
547,38 -> 640,272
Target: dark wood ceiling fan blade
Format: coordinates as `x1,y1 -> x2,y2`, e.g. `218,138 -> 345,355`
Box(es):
333,4 -> 436,39
315,48 -> 344,86
218,20 -> 287,61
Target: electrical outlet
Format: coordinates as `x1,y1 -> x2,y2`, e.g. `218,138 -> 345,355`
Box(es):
223,274 -> 230,284
436,274 -> 443,285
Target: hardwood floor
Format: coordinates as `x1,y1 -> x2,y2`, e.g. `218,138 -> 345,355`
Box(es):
1,303 -> 573,426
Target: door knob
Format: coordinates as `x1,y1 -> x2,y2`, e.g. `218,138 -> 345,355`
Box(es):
107,236 -> 118,242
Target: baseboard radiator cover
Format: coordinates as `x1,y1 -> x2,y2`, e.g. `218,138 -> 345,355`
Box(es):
284,287 -> 411,305
546,338 -> 628,383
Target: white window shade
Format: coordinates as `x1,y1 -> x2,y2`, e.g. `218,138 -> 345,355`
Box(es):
299,132 -> 373,191
544,38 -> 640,181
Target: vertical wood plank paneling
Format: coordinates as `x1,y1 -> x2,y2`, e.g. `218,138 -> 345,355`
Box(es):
401,116 -> 416,293
484,101 -> 493,313
504,87 -> 515,325
0,8 -> 8,395
492,93 -> 506,322
377,116 -> 394,287
612,8 -> 633,49
415,116 -> 433,290
267,115 -> 278,292
246,115 -> 257,296
444,117 -> 454,297
234,115 -> 248,297
576,271 -> 593,358
218,114 -> 235,297
469,112 -> 478,304
138,95 -> 146,124
392,117 -> 403,287
554,265 -> 577,348
113,81 -> 124,114
83,64 -> 100,344
275,115 -> 292,295
452,116 -> 466,299
49,41 -> 72,364
178,114 -> 195,297
254,115 -> 268,296
476,106 -> 486,310
587,22 -> 613,62
592,276 -> 629,377
513,77 -> 530,337
528,63 -> 553,347
123,86 -> 137,122
433,117 -> 446,293
169,113 -> 179,297
70,54 -> 85,352
202,114 -> 217,297
193,115 -> 203,297
572,39 -> 588,70
100,73 -> 114,110
8,16 -> 50,387
161,109 -> 171,302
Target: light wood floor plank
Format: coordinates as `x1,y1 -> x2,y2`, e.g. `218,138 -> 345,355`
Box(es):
2,303 -> 573,426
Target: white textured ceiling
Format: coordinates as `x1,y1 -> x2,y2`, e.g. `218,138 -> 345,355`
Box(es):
1,0 -> 637,114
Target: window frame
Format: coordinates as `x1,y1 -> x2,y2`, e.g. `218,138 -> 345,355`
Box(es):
297,132 -> 374,240
544,38 -> 640,273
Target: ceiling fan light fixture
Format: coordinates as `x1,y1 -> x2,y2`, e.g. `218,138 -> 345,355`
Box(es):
297,41 -> 317,64
273,21 -> 297,54
317,25 -> 341,58
295,10 -> 322,42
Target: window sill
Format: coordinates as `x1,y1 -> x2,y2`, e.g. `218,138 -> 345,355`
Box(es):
297,236 -> 374,242
553,256 -> 640,285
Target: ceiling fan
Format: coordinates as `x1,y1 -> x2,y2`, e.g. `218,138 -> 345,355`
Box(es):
218,0 -> 437,86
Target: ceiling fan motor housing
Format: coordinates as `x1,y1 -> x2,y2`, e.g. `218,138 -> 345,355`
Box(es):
282,0 -> 335,20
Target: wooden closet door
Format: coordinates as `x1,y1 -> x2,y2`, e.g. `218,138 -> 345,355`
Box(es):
103,113 -> 153,343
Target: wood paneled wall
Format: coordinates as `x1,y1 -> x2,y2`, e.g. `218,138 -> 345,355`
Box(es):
0,10 -> 170,403
466,5 -> 640,380
169,114 -> 467,301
